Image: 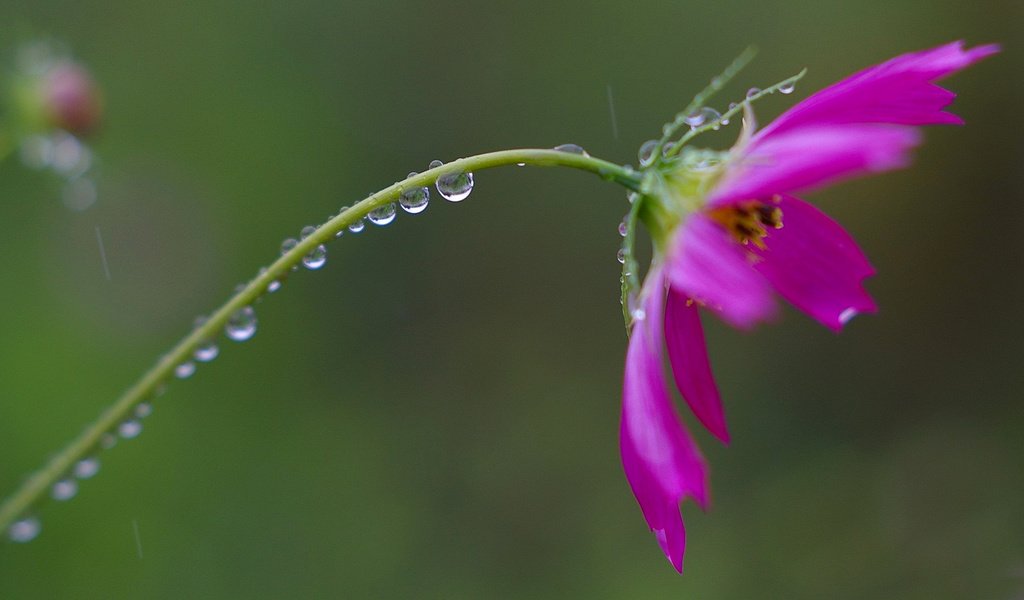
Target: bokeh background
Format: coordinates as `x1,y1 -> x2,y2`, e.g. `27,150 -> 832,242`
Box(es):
0,1 -> 1021,598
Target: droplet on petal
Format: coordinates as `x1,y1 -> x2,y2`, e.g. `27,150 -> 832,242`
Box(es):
838,307 -> 859,325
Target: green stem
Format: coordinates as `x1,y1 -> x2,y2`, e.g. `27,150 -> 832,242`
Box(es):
0,148 -> 640,535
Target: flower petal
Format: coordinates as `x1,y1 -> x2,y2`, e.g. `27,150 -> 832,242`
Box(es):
710,124 -> 920,207
757,41 -> 999,138
621,266 -> 709,572
664,290 -> 728,443
665,214 -> 776,329
752,196 -> 877,331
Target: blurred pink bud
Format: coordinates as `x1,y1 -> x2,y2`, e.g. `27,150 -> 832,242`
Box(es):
42,62 -> 103,136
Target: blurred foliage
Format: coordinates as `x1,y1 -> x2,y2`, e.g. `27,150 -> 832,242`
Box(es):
0,0 -> 1021,598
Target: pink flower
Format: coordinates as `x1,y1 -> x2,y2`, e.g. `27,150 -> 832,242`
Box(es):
621,40 -> 998,573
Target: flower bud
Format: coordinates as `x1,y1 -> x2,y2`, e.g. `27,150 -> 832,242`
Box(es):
40,62 -> 102,136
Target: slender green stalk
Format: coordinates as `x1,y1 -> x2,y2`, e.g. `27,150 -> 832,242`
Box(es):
0,148 -> 640,535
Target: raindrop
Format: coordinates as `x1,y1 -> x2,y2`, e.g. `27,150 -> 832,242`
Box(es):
192,317 -> 219,362
428,159 -> 444,170
618,221 -> 628,237
779,81 -> 796,94
302,244 -> 327,270
686,107 -> 721,129
300,225 -> 317,239
637,140 -> 658,167
99,433 -> 117,450
399,173 -> 429,214
335,206 -> 349,237
266,279 -> 282,293
684,110 -> 706,128
8,517 -> 41,543
118,420 -> 142,440
616,248 -> 626,264
348,219 -> 365,233
746,87 -> 761,99
51,479 -> 78,501
838,307 -> 859,325
280,238 -> 299,256
436,170 -> 474,202
552,143 -> 589,156
226,306 -> 257,341
175,361 -> 196,379
367,203 -> 397,226
74,457 -> 101,479
135,402 -> 153,419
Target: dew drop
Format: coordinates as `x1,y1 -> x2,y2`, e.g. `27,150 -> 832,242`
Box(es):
226,306 -> 257,341
174,361 -> 196,379
135,402 -> 153,419
663,142 -> 675,155
266,279 -> 282,293
779,81 -> 796,94
626,192 -> 638,205
367,203 -> 397,226
617,248 -> 626,264
302,244 -> 327,270
631,308 -> 646,321
684,110 -> 707,128
746,87 -> 761,99
300,225 -> 317,239
618,221 -> 628,237
838,307 -> 859,325
348,219 -> 365,233
515,162 -> 526,167
428,159 -> 444,170
74,457 -> 101,479
51,479 -> 78,501
637,140 -> 658,167
399,173 -> 430,214
99,433 -> 117,450
436,170 -> 474,202
552,143 -> 589,156
728,102 -> 738,111
118,419 -> 142,440
280,238 -> 299,256
8,517 -> 41,543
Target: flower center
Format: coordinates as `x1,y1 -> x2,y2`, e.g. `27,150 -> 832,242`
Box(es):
707,198 -> 783,249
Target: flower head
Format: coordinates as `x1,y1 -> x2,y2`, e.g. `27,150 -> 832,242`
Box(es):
620,40 -> 998,572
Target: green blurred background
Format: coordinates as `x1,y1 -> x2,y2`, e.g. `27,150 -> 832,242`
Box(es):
0,0 -> 1020,598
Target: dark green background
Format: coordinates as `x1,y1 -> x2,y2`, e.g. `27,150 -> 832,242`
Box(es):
0,1 -> 1020,598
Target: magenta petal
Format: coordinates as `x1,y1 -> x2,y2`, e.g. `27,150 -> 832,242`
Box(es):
621,266 -> 709,572
710,124 -> 920,207
757,41 -> 999,138
664,290 -> 729,443
666,214 -> 776,329
752,196 -> 877,332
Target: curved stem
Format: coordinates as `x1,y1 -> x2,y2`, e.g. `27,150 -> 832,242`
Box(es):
0,148 -> 640,534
